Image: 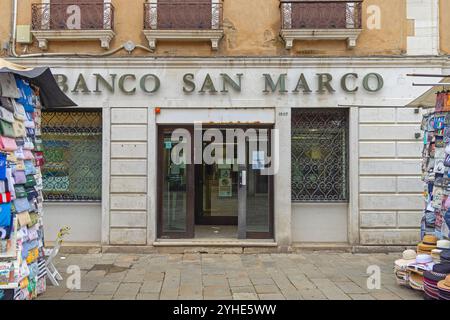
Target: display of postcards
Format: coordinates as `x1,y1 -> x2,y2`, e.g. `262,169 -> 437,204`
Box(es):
427,158 -> 435,171
429,143 -> 436,158
436,210 -> 444,228
434,113 -> 446,129
436,138 -> 445,148
421,115 -> 429,130
426,171 -> 436,182
435,175 -> 445,187
444,127 -> 450,143
425,210 -> 436,228
432,187 -> 444,209
427,115 -> 435,131
435,146 -> 445,159
434,158 -> 445,174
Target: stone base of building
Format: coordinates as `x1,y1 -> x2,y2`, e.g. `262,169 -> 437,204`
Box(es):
49,243 -> 416,255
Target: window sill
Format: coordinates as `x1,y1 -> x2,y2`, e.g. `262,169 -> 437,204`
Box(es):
280,28 -> 362,49
143,29 -> 224,50
31,29 -> 115,50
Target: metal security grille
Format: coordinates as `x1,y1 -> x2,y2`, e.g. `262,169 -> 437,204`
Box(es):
291,109 -> 348,202
42,110 -> 102,202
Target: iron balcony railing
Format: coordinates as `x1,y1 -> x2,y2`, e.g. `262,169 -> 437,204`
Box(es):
31,2 -> 115,31
280,0 -> 363,30
143,1 -> 223,30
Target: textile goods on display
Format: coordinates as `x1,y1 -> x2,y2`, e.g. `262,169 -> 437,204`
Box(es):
0,73 -> 46,300
394,89 -> 450,300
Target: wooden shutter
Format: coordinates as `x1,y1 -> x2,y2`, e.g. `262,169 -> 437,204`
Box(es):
291,1 -> 347,29
50,0 -> 104,30
157,0 -> 212,29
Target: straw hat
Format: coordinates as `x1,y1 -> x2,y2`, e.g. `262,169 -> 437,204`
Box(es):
395,249 -> 417,268
437,274 -> 450,292
418,236 -> 437,252
437,239 -> 450,250
409,272 -> 424,291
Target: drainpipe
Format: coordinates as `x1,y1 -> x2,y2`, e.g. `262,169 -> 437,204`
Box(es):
9,0 -> 152,58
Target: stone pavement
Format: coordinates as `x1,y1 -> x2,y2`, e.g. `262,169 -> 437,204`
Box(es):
37,252 -> 424,300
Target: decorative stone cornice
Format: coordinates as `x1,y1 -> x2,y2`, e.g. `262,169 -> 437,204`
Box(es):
280,29 -> 362,49
31,29 -> 116,50
143,29 -> 224,51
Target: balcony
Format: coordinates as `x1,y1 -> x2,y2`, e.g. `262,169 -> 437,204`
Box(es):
143,1 -> 224,50
279,0 -> 363,49
31,2 -> 115,50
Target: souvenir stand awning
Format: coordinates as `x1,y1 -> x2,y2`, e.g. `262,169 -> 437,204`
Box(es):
0,59 -> 76,108
406,76 -> 450,108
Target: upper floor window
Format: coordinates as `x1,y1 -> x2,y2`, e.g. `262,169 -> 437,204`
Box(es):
143,0 -> 224,50
31,0 -> 115,50
280,0 -> 363,49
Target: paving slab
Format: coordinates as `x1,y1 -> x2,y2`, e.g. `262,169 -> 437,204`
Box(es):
37,252 -> 424,301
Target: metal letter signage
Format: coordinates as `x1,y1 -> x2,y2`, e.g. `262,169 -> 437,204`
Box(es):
55,72 -> 384,95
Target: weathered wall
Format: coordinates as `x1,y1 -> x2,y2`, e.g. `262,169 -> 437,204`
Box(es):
0,0 -> 12,57
0,0 -> 418,57
440,0 -> 450,54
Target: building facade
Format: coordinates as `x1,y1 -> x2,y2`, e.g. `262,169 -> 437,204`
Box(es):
0,0 -> 449,250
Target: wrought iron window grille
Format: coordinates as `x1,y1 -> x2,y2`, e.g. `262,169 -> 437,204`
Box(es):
291,109 -> 349,202
42,110 -> 102,202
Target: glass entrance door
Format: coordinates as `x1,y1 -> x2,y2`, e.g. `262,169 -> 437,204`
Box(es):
195,131 -> 239,225
157,126 -> 194,238
157,125 -> 273,239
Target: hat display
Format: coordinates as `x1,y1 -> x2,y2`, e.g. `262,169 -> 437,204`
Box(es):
395,249 -> 417,269
424,270 -> 444,300
417,236 -> 437,253
411,82 -> 450,300
409,272 -> 425,291
441,249 -> 450,264
433,263 -> 450,275
437,239 -> 450,250
437,275 -> 450,300
431,249 -> 442,263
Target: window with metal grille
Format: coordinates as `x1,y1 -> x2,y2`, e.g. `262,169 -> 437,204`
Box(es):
291,109 -> 348,202
41,110 -> 102,202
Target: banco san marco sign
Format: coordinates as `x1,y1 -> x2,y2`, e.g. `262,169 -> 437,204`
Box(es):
54,72 -> 384,96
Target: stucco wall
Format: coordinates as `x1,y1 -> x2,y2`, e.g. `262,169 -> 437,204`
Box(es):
440,0 -> 450,54
0,0 -> 417,57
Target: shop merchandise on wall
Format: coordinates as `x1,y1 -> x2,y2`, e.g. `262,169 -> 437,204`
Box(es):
394,89 -> 450,300
0,73 -> 46,300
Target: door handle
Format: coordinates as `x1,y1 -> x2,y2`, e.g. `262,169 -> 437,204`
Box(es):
240,170 -> 246,186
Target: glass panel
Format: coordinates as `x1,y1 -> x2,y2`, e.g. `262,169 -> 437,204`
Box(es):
202,143 -> 239,218
42,111 -> 102,202
246,130 -> 270,233
162,131 -> 187,233
291,109 -> 348,202
202,165 -> 239,217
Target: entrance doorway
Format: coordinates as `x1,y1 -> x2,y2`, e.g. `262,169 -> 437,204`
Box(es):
157,125 -> 274,240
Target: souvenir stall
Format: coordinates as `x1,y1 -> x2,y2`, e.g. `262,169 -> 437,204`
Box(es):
0,59 -> 75,300
394,75 -> 450,300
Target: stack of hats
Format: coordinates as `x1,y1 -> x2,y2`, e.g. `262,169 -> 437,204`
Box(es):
394,250 -> 416,285
424,263 -> 450,299
407,254 -> 435,291
438,275 -> 450,300
433,240 -> 450,263
441,249 -> 450,264
417,235 -> 438,254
